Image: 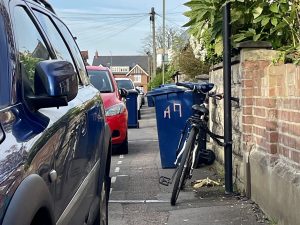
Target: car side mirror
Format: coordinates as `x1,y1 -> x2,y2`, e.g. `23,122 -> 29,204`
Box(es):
0,123 -> 5,144
27,60 -> 78,110
119,88 -> 128,98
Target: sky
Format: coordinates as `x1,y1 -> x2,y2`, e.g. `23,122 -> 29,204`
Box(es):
49,0 -> 189,63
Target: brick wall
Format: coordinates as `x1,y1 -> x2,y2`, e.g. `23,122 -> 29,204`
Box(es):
209,48 -> 300,225
241,53 -> 300,164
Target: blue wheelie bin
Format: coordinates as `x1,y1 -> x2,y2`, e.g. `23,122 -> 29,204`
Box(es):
148,83 -> 214,168
126,90 -> 139,128
146,94 -> 155,107
147,84 -> 177,107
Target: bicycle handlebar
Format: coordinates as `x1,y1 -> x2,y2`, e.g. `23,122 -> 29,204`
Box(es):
176,82 -> 198,91
208,92 -> 223,100
176,82 -> 223,100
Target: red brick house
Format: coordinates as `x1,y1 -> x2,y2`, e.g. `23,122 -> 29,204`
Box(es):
92,53 -> 150,93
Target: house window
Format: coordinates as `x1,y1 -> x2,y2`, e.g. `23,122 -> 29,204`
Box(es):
134,75 -> 141,83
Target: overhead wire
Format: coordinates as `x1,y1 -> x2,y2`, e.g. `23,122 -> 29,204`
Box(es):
72,15 -> 148,43
69,15 -> 146,32
96,16 -> 148,42
58,10 -> 186,53
156,13 -> 185,29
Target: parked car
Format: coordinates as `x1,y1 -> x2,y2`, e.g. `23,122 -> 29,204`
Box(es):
115,78 -> 142,119
86,66 -> 129,154
0,1 -> 111,225
136,88 -> 145,106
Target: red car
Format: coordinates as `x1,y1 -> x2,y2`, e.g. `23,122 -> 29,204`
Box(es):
87,66 -> 129,154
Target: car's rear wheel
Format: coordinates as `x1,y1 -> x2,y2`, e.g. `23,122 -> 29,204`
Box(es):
93,176 -> 109,225
100,178 -> 108,225
119,134 -> 129,154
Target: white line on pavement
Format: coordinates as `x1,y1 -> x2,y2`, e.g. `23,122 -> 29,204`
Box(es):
119,155 -> 124,159
114,167 -> 120,173
117,174 -> 128,177
117,161 -> 122,165
110,188 -> 112,195
109,199 -> 169,204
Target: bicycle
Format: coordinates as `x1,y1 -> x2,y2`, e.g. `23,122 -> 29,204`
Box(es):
159,82 -> 224,206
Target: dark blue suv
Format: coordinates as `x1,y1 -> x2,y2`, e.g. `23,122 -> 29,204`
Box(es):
0,0 -> 111,225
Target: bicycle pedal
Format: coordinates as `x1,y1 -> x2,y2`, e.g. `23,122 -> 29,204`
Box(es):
159,176 -> 171,186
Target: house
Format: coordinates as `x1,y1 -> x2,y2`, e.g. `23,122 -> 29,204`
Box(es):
92,52 -> 151,93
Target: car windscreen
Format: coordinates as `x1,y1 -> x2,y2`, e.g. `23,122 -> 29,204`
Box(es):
116,80 -> 134,90
88,70 -> 114,93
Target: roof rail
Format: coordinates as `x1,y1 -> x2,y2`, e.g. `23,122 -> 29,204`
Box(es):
32,0 -> 56,14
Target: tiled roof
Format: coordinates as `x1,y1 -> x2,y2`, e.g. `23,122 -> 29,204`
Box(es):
92,55 -> 150,73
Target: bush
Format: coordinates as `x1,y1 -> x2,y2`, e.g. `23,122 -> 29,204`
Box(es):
148,67 -> 175,90
184,0 -> 300,64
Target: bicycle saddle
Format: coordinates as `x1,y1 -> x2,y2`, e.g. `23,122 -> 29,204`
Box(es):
192,104 -> 209,115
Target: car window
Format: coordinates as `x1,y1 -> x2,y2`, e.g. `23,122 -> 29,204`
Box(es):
53,18 -> 89,85
32,10 -> 76,70
116,79 -> 134,90
0,11 -> 8,108
88,70 -> 114,93
13,6 -> 51,93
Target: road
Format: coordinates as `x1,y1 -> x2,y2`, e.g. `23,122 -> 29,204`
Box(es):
108,105 -> 268,225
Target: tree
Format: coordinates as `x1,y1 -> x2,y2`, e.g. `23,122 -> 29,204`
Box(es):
172,44 -> 210,80
140,25 -> 185,55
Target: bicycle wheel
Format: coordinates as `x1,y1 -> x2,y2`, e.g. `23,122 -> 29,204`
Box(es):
171,127 -> 197,206
180,140 -> 198,190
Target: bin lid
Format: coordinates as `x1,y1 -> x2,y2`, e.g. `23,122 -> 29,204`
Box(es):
126,89 -> 138,95
182,82 -> 214,93
147,82 -> 214,97
147,86 -> 186,97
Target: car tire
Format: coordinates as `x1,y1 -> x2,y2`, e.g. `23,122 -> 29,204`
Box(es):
119,134 -> 128,154
93,176 -> 109,225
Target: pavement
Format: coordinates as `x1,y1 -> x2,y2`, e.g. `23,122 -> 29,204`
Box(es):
108,104 -> 269,225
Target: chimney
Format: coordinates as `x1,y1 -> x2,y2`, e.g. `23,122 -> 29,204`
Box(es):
95,50 -> 99,58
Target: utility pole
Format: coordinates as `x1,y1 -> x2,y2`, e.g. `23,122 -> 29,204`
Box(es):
150,7 -> 157,79
162,0 -> 166,84
223,2 -> 233,194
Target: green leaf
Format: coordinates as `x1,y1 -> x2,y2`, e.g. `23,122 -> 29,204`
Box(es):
280,3 -> 289,13
233,34 -> 247,42
253,6 -> 263,19
182,18 -> 197,27
271,18 -> 278,26
253,33 -> 261,41
261,17 -> 270,26
270,4 -> 279,13
214,39 -> 223,56
248,28 -> 256,35
253,15 -> 264,23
